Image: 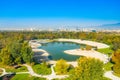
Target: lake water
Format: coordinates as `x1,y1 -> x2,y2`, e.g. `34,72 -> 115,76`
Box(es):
39,42 -> 85,61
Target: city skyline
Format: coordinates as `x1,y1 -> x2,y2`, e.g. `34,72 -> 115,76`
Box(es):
0,0 -> 120,29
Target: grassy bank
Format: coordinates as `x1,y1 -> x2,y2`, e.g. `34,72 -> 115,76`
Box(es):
32,64 -> 51,75
11,74 -> 46,80
0,65 -> 28,73
103,62 -> 113,71
97,48 -> 113,56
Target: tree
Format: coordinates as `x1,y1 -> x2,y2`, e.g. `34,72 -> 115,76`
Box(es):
0,47 -> 13,65
9,42 -> 22,64
86,45 -> 92,50
55,59 -> 70,74
112,42 -> 120,51
112,49 -> 120,74
69,57 -> 104,80
21,41 -> 33,63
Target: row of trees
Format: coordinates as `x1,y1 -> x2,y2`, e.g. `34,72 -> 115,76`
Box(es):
0,31 -> 120,50
0,41 -> 33,65
0,33 -> 33,65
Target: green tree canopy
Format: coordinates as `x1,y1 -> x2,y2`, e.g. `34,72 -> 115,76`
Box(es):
69,57 -> 104,80
0,47 -> 13,65
21,41 -> 33,63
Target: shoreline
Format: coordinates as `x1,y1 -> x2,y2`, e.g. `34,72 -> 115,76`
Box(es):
57,39 -> 109,49
64,49 -> 108,63
29,41 -> 50,62
29,39 -> 109,64
29,41 -> 41,49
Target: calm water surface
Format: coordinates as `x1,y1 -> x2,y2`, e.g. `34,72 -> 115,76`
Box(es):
39,42 -> 85,61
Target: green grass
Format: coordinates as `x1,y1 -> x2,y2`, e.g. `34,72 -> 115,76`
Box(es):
103,62 -> 113,71
97,48 -> 113,56
0,65 -> 28,73
32,64 -> 51,75
6,66 -> 28,73
11,74 -> 46,80
102,77 -> 112,80
52,77 -> 111,80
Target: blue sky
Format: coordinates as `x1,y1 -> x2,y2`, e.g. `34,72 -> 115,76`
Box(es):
0,0 -> 120,28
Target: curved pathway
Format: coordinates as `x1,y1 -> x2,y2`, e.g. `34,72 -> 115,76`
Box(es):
1,65 -> 120,80
0,68 -> 8,77
23,64 -> 68,80
104,71 -> 120,80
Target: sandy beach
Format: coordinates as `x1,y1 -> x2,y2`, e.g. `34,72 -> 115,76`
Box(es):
32,49 -> 50,56
48,60 -> 78,67
29,41 -> 50,62
29,41 -> 41,49
64,49 -> 108,63
57,39 -> 109,49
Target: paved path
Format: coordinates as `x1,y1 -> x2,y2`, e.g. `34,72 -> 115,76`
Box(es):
0,68 -> 8,77
1,65 -> 120,80
104,71 -> 120,80
23,64 -> 68,80
0,64 -> 68,80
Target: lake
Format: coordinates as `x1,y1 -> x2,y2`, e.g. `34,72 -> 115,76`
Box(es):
39,42 -> 85,61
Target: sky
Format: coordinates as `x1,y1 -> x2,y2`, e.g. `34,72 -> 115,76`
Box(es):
0,0 -> 120,29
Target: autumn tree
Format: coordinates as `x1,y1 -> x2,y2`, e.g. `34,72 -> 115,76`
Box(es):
55,59 -> 70,74
69,57 -> 104,80
112,49 -> 120,74
85,45 -> 92,50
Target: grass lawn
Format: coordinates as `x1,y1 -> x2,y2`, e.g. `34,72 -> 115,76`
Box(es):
97,48 -> 113,56
32,64 -> 51,75
103,62 -> 113,71
0,65 -> 28,73
11,74 -> 46,80
6,66 -> 28,73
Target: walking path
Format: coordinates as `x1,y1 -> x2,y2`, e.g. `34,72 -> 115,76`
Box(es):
0,65 -> 120,80
0,68 -> 8,77
23,64 -> 68,80
104,71 -> 120,80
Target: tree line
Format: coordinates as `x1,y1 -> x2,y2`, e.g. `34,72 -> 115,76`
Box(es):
0,32 -> 33,65
0,31 -> 120,50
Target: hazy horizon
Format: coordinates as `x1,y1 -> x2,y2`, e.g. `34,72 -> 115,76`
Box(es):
0,0 -> 120,29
